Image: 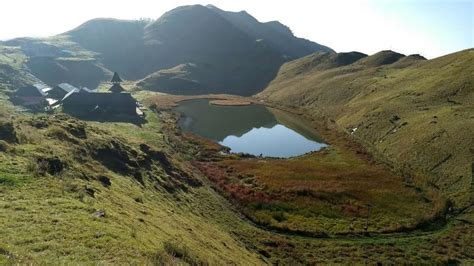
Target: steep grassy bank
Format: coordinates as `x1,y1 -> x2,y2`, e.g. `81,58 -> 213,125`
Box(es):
258,49 -> 474,209
26,57 -> 110,89
0,94 -> 262,264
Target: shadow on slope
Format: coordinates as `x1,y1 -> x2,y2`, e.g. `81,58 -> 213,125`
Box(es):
26,57 -> 110,89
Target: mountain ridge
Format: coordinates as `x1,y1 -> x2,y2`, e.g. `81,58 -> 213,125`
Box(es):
53,4 -> 331,95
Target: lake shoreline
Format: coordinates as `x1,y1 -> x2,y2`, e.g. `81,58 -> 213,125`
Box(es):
173,98 -> 327,158
143,93 -> 260,110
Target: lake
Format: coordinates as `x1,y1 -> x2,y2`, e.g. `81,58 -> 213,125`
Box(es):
174,99 -> 328,158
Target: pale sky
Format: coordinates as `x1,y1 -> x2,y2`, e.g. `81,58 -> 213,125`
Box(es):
0,0 -> 472,58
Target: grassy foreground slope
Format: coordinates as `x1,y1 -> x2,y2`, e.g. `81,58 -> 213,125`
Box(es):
258,49 -> 474,209
0,87 -> 261,263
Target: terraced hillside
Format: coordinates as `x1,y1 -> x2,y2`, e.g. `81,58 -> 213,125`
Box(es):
258,49 -> 474,209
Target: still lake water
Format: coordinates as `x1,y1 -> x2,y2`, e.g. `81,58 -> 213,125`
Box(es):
174,99 -> 327,158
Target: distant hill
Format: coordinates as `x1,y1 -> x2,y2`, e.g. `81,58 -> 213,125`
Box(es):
258,49 -> 474,208
0,64 -> 35,93
63,18 -> 151,80
354,50 -> 406,67
58,4 -> 331,95
26,57 -> 111,89
277,51 -> 368,76
0,45 -> 42,93
137,63 -> 212,95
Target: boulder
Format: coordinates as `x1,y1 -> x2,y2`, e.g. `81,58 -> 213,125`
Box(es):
97,175 -> 111,187
36,156 -> 67,175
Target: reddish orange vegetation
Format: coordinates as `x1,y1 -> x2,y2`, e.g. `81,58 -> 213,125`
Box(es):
195,161 -> 274,203
169,100 -> 447,235
223,152 -> 401,198
193,134 -> 445,235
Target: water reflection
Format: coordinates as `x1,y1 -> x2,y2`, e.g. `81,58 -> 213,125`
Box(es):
174,99 -> 327,157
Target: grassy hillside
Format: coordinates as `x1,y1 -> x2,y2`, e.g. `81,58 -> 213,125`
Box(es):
0,45 -> 42,93
258,49 -> 474,209
26,57 -> 111,89
136,63 -> 210,94
2,37 -> 110,90
64,18 -> 151,80
0,92 -> 263,263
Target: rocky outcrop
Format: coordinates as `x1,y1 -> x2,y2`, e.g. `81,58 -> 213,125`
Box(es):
0,120 -> 18,144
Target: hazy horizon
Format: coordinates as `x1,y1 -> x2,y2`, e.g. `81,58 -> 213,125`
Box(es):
0,0 -> 472,58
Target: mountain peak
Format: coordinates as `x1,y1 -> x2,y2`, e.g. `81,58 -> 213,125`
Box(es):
28,4 -> 333,95
356,50 -> 405,67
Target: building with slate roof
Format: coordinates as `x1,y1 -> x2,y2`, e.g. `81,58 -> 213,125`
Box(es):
61,72 -> 138,116
48,83 -> 80,100
11,83 -> 50,109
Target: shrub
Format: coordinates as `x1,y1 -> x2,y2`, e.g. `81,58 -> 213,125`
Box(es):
147,249 -> 176,265
0,140 -> 11,152
163,241 -> 203,265
26,157 -> 66,177
45,126 -> 80,144
272,212 -> 287,223
45,126 -> 69,140
0,120 -> 18,143
26,158 -> 47,177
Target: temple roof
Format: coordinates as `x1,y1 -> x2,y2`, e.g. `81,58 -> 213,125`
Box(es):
109,83 -> 125,93
55,83 -> 79,93
62,92 -> 136,106
111,72 -> 122,83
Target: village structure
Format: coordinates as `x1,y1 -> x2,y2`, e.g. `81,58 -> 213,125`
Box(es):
11,72 -> 142,118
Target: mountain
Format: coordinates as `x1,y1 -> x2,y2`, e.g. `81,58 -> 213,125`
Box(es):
258,49 -> 474,208
26,57 -> 111,89
1,5 -> 332,95
2,37 -> 112,89
57,4 -> 331,95
63,18 -> 152,80
206,5 -> 333,58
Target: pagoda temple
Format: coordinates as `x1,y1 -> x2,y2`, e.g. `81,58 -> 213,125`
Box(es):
109,72 -> 125,93
61,72 -> 138,116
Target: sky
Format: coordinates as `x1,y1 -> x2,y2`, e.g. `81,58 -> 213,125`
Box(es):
0,0 -> 472,58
